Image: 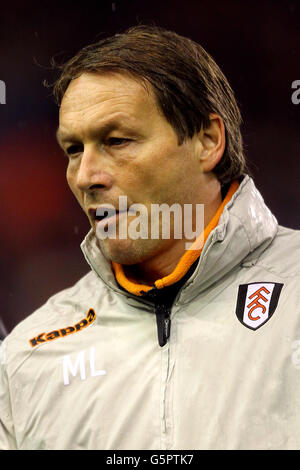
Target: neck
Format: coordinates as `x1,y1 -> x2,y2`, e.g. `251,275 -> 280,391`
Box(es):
124,238 -> 189,285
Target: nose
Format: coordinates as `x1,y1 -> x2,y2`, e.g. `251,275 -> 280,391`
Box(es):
75,146 -> 113,192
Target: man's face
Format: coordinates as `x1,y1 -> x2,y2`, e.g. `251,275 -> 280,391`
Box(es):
57,72 -> 207,265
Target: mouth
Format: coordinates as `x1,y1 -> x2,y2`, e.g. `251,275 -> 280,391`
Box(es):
88,206 -> 128,226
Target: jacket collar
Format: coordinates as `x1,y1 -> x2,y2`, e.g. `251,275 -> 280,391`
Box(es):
80,176 -> 278,302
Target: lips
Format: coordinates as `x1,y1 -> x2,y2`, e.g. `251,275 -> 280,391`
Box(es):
88,206 -> 128,226
89,206 -> 114,221
95,207 -> 117,222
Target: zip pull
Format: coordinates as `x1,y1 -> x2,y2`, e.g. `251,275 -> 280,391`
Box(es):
140,288 -> 172,347
155,304 -> 171,347
163,316 -> 171,341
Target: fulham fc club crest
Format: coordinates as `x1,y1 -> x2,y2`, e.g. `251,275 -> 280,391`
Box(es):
236,282 -> 283,330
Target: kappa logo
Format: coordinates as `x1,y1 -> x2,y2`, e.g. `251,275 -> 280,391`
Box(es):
236,282 -> 283,330
29,308 -> 96,347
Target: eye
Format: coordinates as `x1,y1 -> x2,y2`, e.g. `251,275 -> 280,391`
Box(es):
107,137 -> 131,146
65,144 -> 83,156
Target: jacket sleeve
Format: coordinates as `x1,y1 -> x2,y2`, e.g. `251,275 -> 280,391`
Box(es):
0,340 -> 17,449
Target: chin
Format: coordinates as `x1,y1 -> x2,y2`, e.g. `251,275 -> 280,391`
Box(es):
97,237 -> 162,266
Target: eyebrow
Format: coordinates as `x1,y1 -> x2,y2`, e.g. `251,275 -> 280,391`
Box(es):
56,119 -> 136,147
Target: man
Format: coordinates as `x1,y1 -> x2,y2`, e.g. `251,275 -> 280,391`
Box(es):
1,25 -> 300,450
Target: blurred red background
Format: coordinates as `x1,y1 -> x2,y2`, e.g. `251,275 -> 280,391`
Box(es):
0,0 -> 299,334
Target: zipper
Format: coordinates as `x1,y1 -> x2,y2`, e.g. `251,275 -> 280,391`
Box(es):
141,288 -> 171,347
155,303 -> 171,347
140,288 -> 173,445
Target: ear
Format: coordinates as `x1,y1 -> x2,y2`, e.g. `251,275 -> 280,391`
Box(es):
197,113 -> 225,173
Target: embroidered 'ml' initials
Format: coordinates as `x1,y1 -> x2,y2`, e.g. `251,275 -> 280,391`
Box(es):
62,347 -> 106,385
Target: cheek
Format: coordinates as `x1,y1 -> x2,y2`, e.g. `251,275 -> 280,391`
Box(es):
66,167 -> 74,191
117,158 -> 151,196
125,149 -> 178,199
66,162 -> 77,188
66,165 -> 80,199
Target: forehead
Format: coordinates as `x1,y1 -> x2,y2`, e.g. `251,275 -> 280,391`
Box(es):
57,72 -> 160,142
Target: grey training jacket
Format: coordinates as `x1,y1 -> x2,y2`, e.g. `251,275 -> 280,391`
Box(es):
1,176 -> 300,450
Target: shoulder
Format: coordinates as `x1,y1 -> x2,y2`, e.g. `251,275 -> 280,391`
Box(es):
11,270 -> 99,335
254,225 -> 300,279
2,270 -> 106,369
